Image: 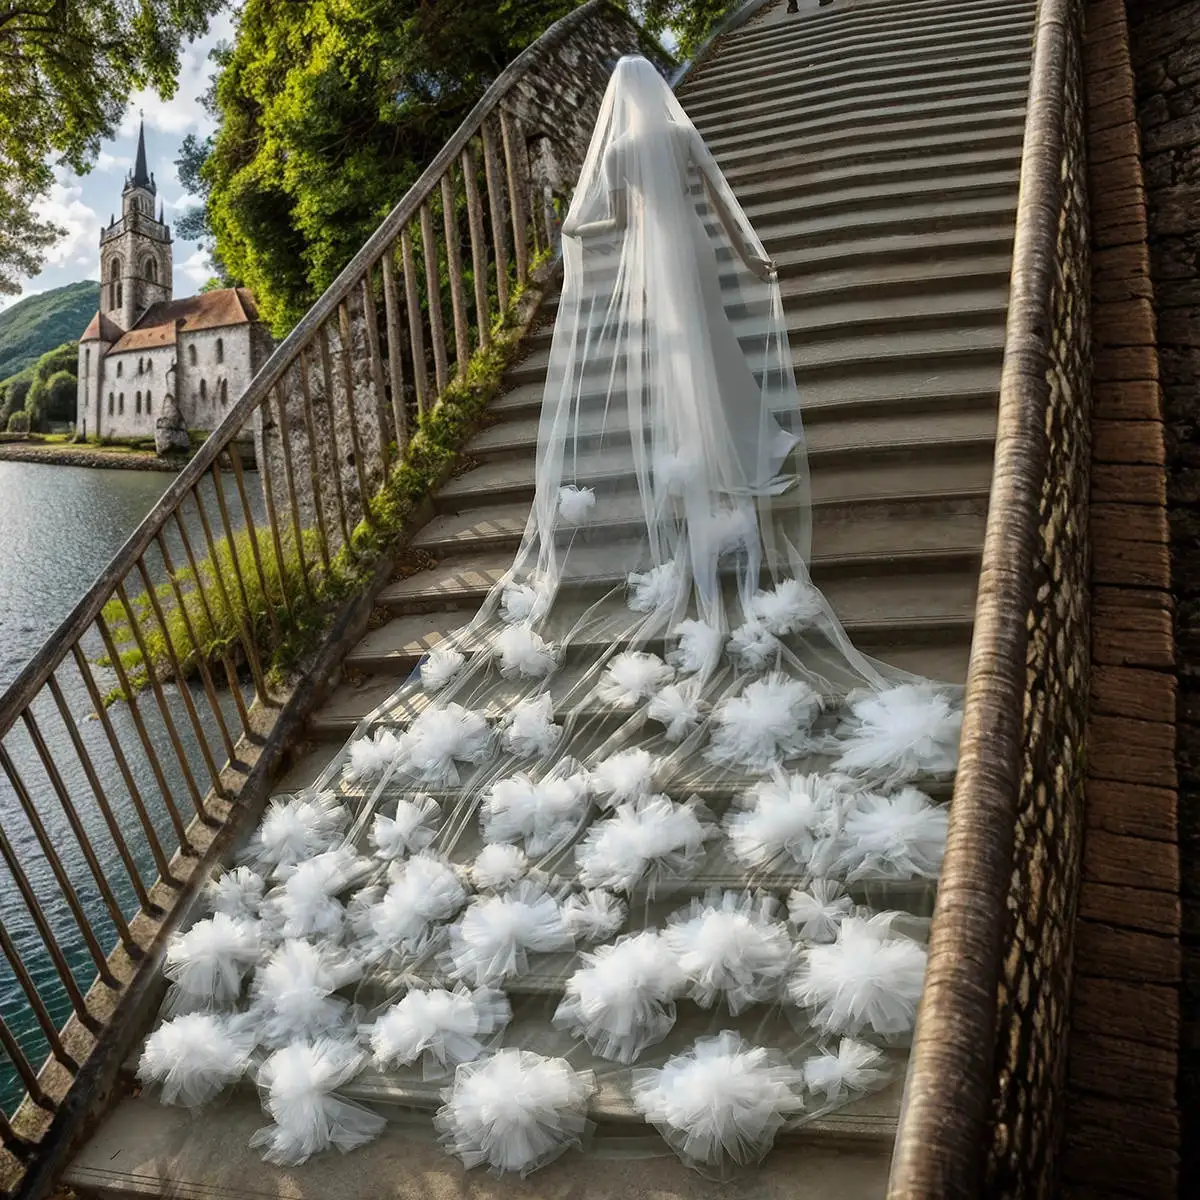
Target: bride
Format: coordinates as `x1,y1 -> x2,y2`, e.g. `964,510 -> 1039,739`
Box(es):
141,55 -> 963,1180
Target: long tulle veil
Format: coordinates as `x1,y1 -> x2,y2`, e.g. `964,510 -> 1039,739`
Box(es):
145,55 -> 966,1179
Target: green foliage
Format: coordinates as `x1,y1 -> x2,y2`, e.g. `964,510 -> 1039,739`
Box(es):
198,0 -> 576,334
631,0 -> 735,59
0,280 -> 96,379
6,410 -> 29,434
105,265 -> 546,697
0,1 -> 227,292
0,337 -> 80,428
24,375 -> 48,431
44,369 -> 78,422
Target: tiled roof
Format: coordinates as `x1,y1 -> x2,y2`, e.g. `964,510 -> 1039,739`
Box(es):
79,311 -> 125,343
107,288 -> 258,353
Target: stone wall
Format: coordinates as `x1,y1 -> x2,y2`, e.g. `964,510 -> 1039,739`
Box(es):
1126,0 -> 1200,1189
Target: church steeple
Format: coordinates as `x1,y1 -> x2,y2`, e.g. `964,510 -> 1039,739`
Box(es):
128,118 -> 155,194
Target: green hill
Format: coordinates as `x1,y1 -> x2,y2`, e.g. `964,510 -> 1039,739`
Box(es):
0,280 -> 99,381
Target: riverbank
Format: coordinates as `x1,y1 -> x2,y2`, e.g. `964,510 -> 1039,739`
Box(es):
0,442 -> 185,472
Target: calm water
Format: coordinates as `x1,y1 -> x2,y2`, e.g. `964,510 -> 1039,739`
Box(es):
0,461 -> 258,1109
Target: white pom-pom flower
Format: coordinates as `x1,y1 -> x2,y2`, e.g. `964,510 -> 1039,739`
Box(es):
251,939 -> 361,1047
352,853 -> 468,960
789,913 -> 927,1037
668,619 -> 724,676
557,485 -> 596,525
662,891 -> 794,1013
726,620 -> 781,672
481,771 -> 589,856
588,748 -> 659,807
445,880 -> 573,986
264,846 -> 367,941
837,786 -> 948,881
594,651 -> 673,708
630,1032 -> 805,1172
369,793 -> 441,861
470,843 -> 529,891
832,684 -> 963,781
647,681 -> 707,741
561,889 -> 628,944
706,672 -> 821,772
163,913 -> 260,1015
494,624 -> 558,679
709,504 -> 757,555
137,1012 -> 258,1108
627,562 -> 680,613
368,986 -> 512,1078
420,646 -> 465,692
500,581 -> 552,625
723,770 -> 847,875
745,577 -> 824,636
344,729 -> 402,785
206,866 -> 266,921
246,790 -> 348,877
500,693 -> 561,758
250,1038 -> 385,1166
788,879 -> 854,943
575,794 -> 715,895
393,703 -> 493,786
803,1038 -> 888,1106
435,1048 -> 596,1176
554,930 -> 683,1062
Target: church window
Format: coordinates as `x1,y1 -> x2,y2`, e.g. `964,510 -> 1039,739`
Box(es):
188,344 -> 197,367
146,392 -> 152,414
215,337 -> 224,364
118,393 -> 124,414
220,379 -> 228,405
136,391 -> 142,414
145,257 -> 157,283
200,379 -> 207,402
84,349 -> 90,377
108,393 -> 114,415
116,361 -> 122,377
116,281 -> 123,308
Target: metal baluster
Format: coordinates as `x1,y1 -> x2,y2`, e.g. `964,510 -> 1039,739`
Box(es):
0,1008 -> 54,1111
254,397 -> 302,615
317,329 -> 353,547
0,919 -> 78,1070
297,348 -> 333,574
462,142 -> 491,347
441,169 -> 470,375
267,382 -> 314,601
214,454 -> 283,642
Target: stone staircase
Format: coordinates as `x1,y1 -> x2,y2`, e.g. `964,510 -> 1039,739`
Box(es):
63,1 -> 1035,1196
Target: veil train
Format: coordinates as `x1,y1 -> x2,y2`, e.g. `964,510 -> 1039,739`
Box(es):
141,55 -> 964,1179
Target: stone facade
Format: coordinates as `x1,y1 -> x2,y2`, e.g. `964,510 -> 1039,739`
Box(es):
1127,0 -> 1200,1190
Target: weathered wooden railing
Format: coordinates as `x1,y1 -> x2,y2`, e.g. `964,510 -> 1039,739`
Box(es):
0,2 -> 668,1190
890,0 -> 1093,1194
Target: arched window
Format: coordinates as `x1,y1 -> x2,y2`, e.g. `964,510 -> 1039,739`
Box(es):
136,391 -> 142,414
215,337 -> 224,364
188,344 -> 197,367
199,379 -> 207,402
219,379 -> 228,405
116,361 -> 122,377
84,349 -> 90,377
118,393 -> 124,414
108,393 -> 114,415
137,357 -> 143,375
146,358 -> 153,375
146,392 -> 152,415
144,257 -> 157,284
116,281 -> 123,308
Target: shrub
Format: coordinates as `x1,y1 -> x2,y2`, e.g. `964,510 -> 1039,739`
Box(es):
6,410 -> 29,433
45,370 -> 77,422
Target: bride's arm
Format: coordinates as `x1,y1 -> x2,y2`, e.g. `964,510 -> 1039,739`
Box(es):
689,130 -> 776,280
562,145 -> 628,240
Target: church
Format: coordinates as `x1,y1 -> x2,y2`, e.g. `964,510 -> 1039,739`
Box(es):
77,121 -> 271,450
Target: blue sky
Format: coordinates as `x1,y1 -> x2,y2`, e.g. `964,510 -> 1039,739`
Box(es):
0,7 -> 238,313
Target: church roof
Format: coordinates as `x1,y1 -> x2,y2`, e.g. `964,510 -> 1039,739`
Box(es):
127,120 -> 154,193
80,311 -> 125,343
107,288 -> 260,353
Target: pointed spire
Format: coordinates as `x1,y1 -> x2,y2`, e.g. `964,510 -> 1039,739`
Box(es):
157,201 -> 164,223
132,116 -> 151,189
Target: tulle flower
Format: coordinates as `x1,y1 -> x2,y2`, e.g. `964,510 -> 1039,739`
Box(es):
662,891 -> 793,1013
351,853 -> 468,960
723,770 -> 846,875
627,562 -> 680,613
554,930 -> 683,1062
574,794 -> 715,895
706,672 -> 821,771
837,786 -> 947,881
263,846 -> 367,941
481,771 -> 590,856
787,879 -> 854,943
745,577 -> 824,636
832,683 -> 963,781
500,693 -> 561,758
205,865 -> 266,921
588,748 -> 660,806
647,681 -> 708,741
495,624 -> 559,678
560,889 -> 628,944
367,986 -> 511,1077
392,703 -> 493,786
137,1012 -> 257,1108
594,651 -> 674,708
557,485 -> 596,525
435,1048 -> 596,1175
251,938 -> 361,1047
470,843 -> 529,891
246,790 -> 348,877
420,645 -> 466,692
802,1038 -> 888,1106
669,619 -> 724,676
369,793 -> 441,861
726,620 -> 781,672
500,580 -> 552,624
163,912 -> 260,1016
789,913 -> 927,1037
344,729 -> 402,785
631,1032 -> 805,1172
250,1038 -> 385,1166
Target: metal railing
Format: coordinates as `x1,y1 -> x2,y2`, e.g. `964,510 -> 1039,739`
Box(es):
0,1 -> 667,1186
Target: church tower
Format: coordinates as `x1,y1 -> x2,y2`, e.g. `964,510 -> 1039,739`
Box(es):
99,120 -> 172,330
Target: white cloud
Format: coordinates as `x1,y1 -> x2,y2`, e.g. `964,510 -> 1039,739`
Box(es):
179,249 -> 214,287
39,178 -> 103,270
96,151 -> 133,172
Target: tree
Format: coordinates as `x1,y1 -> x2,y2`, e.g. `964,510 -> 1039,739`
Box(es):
199,0 -> 578,333
0,0 -> 227,294
44,369 -> 78,423
24,374 -> 49,431
2,375 -> 31,423
633,1 -> 732,60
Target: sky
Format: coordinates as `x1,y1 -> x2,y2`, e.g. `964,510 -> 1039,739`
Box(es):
0,7 -> 239,314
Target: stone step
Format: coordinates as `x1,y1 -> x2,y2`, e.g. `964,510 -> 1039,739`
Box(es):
64,1092 -> 896,1199
704,88 -> 1030,153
